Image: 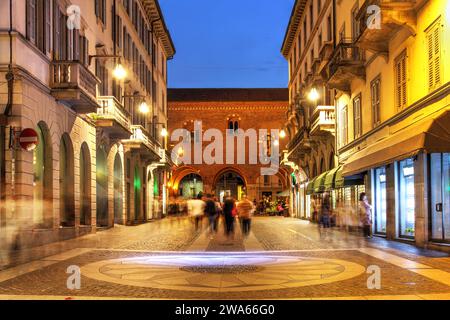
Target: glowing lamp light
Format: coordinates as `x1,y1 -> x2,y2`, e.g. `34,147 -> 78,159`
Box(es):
274,140 -> 280,147
279,130 -> 286,139
177,147 -> 184,157
112,63 -> 127,80
138,102 -> 150,114
161,128 -> 168,137
308,88 -> 320,102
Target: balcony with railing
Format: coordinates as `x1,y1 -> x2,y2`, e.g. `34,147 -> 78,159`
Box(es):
93,96 -> 132,139
287,127 -> 313,161
327,39 -> 366,92
310,106 -> 336,137
49,61 -> 100,113
356,0 -> 417,53
123,125 -> 162,161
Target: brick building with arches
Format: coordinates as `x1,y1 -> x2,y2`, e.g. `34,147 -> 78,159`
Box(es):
167,88 -> 290,203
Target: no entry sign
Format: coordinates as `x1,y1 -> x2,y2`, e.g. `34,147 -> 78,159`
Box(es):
19,128 -> 39,151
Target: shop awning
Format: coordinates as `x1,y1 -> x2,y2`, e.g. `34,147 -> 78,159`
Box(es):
342,108 -> 450,176
324,166 -> 341,190
313,172 -> 328,194
306,177 -> 317,195
335,166 -> 365,188
277,189 -> 290,197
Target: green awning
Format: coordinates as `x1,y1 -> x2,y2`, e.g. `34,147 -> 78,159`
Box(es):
313,172 -> 328,194
324,166 -> 341,190
306,177 -> 317,195
335,166 -> 365,188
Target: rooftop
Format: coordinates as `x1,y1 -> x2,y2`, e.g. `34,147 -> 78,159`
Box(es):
168,88 -> 289,102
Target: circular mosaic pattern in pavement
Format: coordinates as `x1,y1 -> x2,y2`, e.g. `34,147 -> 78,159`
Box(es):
81,254 -> 366,292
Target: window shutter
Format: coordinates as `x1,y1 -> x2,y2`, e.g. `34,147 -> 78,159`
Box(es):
27,0 -> 36,44
74,30 -> 80,61
427,32 -> 434,89
45,0 -> 51,54
401,57 -> 407,107
53,1 -> 60,60
427,22 -> 442,91
433,26 -> 441,87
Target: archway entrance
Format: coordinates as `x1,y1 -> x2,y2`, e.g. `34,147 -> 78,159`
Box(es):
134,165 -> 141,221
113,153 -> 123,224
80,143 -> 91,225
33,122 -> 52,228
178,174 -> 203,199
214,170 -> 246,202
96,145 -> 108,227
60,134 -> 75,227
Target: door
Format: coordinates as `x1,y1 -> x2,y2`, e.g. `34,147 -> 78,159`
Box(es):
430,153 -> 450,242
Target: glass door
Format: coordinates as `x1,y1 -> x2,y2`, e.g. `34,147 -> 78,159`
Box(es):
374,167 -> 387,234
430,153 -> 450,242
398,158 -> 415,238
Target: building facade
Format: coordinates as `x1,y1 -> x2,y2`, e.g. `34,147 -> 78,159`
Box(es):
281,0 -> 338,221
283,0 -> 450,251
167,89 -> 290,204
0,0 -> 175,248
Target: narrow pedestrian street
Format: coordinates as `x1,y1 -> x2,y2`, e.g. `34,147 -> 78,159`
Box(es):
1,217 -> 449,300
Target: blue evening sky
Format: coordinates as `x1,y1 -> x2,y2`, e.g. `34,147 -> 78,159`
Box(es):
159,0 -> 294,88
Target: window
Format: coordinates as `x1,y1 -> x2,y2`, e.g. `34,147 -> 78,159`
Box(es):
429,153 -> 450,242
339,105 -> 348,147
374,167 -> 387,234
327,15 -> 332,42
27,0 -> 51,54
351,2 -> 360,41
353,94 -> 362,139
426,20 -> 442,91
398,158 -> 415,238
371,76 -> 381,127
264,175 -> 270,186
395,51 -> 407,109
95,0 -> 106,25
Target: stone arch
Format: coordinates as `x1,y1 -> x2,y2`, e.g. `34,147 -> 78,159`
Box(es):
212,167 -> 249,189
33,121 -> 53,228
59,133 -> 75,227
170,166 -> 204,194
80,142 -> 92,226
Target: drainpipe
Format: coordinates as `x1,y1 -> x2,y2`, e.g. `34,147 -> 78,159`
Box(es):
1,0 -> 14,228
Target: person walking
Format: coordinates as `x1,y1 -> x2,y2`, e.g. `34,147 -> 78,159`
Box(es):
237,195 -> 255,237
214,197 -> 222,233
359,192 -> 373,238
321,193 -> 332,230
222,193 -> 236,240
311,198 -> 318,223
187,194 -> 205,232
204,194 -> 218,237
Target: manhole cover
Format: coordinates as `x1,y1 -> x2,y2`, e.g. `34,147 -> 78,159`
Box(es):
180,265 -> 263,274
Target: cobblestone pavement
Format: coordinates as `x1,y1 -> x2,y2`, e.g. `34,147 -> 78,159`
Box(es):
0,216 -> 449,300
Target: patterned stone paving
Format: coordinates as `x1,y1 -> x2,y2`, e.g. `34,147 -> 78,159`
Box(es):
0,217 -> 449,299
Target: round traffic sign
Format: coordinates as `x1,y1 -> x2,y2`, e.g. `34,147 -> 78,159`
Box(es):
19,128 -> 39,151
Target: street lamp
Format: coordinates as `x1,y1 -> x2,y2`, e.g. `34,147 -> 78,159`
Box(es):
161,127 -> 168,137
138,101 -> 150,114
112,62 -> 127,80
308,88 -> 320,102
279,129 -> 287,139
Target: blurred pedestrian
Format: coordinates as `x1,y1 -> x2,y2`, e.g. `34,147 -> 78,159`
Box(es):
321,192 -> 331,230
222,192 -> 236,240
359,192 -> 373,238
214,197 -> 222,232
187,193 -> 205,232
204,194 -> 218,236
237,195 -> 255,237
311,198 -> 318,223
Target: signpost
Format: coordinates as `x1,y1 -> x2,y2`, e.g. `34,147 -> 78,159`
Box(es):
18,128 -> 39,151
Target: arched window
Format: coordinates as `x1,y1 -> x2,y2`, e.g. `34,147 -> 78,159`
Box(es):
329,152 -> 335,169
96,145 -> 108,227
